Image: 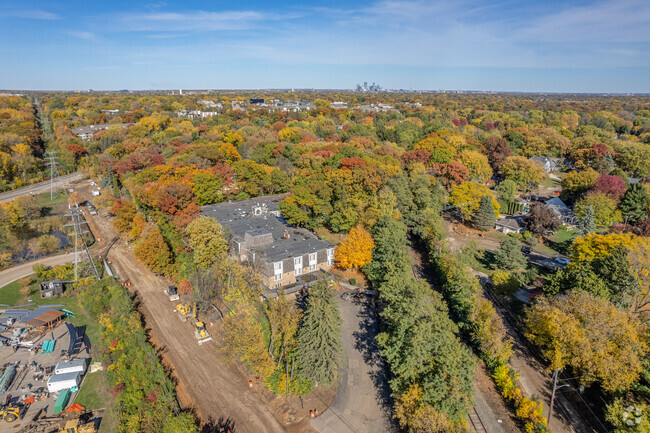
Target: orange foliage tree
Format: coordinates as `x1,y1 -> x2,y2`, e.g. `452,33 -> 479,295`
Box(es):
335,226 -> 375,270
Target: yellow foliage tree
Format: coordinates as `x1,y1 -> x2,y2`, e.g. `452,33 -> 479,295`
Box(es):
525,290 -> 647,392
570,232 -> 637,262
394,384 -> 462,433
335,226 -> 375,270
449,181 -> 500,220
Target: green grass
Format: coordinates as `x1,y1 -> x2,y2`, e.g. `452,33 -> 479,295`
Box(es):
545,227 -> 578,255
35,190 -> 68,209
541,177 -> 560,188
76,371 -> 106,410
0,280 -> 26,306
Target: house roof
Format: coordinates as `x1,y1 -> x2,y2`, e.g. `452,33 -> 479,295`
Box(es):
25,309 -> 65,328
201,195 -> 334,264
496,217 -> 524,230
545,196 -> 568,208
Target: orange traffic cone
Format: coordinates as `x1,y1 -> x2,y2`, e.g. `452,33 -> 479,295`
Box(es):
249,380 -> 253,388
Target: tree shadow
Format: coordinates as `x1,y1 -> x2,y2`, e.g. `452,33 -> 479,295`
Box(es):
200,416 -> 236,433
351,297 -> 397,429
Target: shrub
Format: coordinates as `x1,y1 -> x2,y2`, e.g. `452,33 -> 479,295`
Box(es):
491,270 -> 520,295
348,278 -> 357,286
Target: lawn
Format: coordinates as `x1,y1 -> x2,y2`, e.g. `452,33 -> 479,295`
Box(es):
315,227 -> 345,244
0,280 -> 26,306
545,227 -> 578,255
36,190 -> 69,210
541,177 -> 561,188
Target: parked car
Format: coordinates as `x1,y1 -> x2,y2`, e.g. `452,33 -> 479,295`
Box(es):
521,246 -> 532,254
554,257 -> 570,265
90,181 -> 96,186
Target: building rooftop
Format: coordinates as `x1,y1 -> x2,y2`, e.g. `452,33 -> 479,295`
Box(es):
201,194 -> 334,264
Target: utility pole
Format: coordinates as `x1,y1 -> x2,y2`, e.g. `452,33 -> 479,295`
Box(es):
548,368 -> 570,428
45,151 -> 67,200
65,203 -> 99,281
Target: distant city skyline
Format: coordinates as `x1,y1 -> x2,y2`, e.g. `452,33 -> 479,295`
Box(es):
1,0 -> 649,92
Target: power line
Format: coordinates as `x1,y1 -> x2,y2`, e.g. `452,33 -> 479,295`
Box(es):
45,151 -> 67,200
65,202 -> 99,281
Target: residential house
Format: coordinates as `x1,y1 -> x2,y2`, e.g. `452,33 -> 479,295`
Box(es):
495,214 -> 527,234
72,123 -> 133,141
202,195 -> 335,289
174,110 -> 219,119
545,196 -> 574,223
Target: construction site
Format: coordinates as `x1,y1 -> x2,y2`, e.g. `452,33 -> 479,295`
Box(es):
0,307 -> 101,432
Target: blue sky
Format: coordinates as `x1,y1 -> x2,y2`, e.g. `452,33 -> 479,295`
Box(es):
1,0 -> 649,92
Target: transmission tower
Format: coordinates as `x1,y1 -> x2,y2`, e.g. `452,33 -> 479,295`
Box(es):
65,203 -> 100,281
45,151 -> 67,200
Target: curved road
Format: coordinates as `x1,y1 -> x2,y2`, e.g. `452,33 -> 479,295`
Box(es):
0,253 -> 75,288
0,172 -> 82,203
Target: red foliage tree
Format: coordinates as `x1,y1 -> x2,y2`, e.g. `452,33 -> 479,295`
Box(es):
66,144 -> 86,158
483,136 -> 513,173
592,174 -> 627,201
401,150 -> 431,167
434,161 -> 470,189
340,157 -> 368,170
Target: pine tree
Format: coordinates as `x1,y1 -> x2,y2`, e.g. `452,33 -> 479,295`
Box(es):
493,237 -> 527,271
619,183 -> 648,222
473,195 -> 496,231
576,205 -> 596,235
296,279 -> 343,385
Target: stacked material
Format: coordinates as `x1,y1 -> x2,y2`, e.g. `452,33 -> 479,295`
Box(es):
0,365 -> 16,393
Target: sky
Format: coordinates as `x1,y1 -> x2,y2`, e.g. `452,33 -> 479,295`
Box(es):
1,0 -> 649,92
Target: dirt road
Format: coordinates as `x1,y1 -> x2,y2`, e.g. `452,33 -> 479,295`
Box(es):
82,192 -> 317,433
0,252 -> 76,287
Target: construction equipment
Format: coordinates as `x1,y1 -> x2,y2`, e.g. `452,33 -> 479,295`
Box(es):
176,302 -> 196,322
165,286 -> 180,301
57,418 -> 97,433
0,401 -> 25,423
194,322 -> 212,345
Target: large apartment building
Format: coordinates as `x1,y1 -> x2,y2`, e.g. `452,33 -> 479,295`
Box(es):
202,195 -> 335,289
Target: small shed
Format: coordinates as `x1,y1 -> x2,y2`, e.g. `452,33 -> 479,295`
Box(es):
496,216 -> 525,235
55,358 -> 88,376
25,309 -> 65,330
47,372 -> 81,393
40,280 -> 68,298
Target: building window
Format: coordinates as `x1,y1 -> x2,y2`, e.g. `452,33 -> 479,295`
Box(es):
274,261 -> 283,281
309,253 -> 317,271
294,256 -> 303,276
327,248 -> 334,266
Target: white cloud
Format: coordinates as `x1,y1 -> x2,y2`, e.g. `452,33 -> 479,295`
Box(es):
66,31 -> 96,41
0,9 -> 59,20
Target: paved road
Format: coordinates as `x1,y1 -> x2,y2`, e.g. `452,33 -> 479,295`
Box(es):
0,252 -> 75,288
0,172 -> 82,203
311,295 -> 393,433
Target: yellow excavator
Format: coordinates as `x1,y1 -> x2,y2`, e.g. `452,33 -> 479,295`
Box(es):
195,322 -> 212,345
176,302 -> 196,322
57,418 -> 97,433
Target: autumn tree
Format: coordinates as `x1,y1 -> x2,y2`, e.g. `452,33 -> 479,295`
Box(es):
500,156 -> 545,190
449,181 -> 500,221
296,279 -> 343,385
493,237 -> 526,271
575,192 -> 622,226
111,199 -> 137,233
473,195 -> 495,231
483,136 -> 513,173
619,182 -> 648,222
525,290 -> 647,392
560,168 -> 599,200
223,309 -> 275,380
133,224 -> 173,276
495,179 -> 517,202
458,150 -> 492,182
38,234 -> 61,254
185,217 -> 228,269
394,384 -> 462,433
334,226 -> 374,270
591,174 -> 627,201
526,202 -> 560,235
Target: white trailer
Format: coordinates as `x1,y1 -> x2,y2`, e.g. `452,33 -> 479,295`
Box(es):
47,372 -> 81,393
55,359 -> 88,375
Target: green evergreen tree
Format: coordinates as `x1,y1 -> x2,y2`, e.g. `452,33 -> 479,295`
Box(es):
364,215 -> 410,287
576,205 -> 596,235
473,195 -> 496,231
619,183 -> 648,223
596,246 -> 640,309
296,279 -> 343,385
493,237 -> 526,271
